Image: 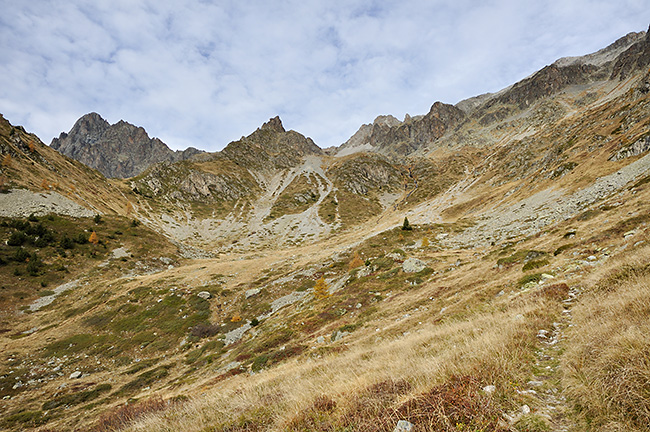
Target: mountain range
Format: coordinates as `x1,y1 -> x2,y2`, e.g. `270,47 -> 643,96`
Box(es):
0,26 -> 649,432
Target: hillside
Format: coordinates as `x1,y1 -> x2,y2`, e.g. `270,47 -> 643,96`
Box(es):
1,27 -> 650,432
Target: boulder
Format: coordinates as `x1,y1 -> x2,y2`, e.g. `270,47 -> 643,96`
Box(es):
197,291 -> 211,300
245,288 -> 261,299
69,371 -> 82,379
402,258 -> 427,273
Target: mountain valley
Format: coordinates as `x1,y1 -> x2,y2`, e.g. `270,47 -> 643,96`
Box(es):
1,27 -> 650,432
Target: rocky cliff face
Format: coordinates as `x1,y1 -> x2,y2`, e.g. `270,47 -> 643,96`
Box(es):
337,102 -> 465,157
50,113 -> 202,178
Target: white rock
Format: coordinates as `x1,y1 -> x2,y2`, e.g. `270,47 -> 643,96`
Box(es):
245,288 -> 261,298
521,404 -> 531,415
541,273 -> 554,279
483,385 -> 496,394
402,258 -> 427,273
197,291 -> 211,300
69,371 -> 82,379
394,420 -> 413,432
587,255 -> 597,261
316,336 -> 325,344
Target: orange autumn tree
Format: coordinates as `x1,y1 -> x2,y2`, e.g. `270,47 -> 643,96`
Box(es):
89,231 -> 99,245
348,252 -> 364,270
314,276 -> 330,299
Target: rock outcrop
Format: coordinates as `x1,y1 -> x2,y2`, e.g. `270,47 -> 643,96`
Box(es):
51,112 -> 202,178
337,103 -> 465,157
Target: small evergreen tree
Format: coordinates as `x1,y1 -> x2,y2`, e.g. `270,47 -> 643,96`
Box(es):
401,217 -> 412,231
314,276 -> 330,299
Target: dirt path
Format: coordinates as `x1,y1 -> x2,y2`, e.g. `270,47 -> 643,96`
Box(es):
518,285 -> 580,430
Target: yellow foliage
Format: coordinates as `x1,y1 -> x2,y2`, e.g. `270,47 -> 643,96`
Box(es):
89,231 -> 99,245
422,237 -> 430,248
41,179 -> 49,190
314,276 -> 330,299
348,252 -> 364,270
28,142 -> 36,152
231,314 -> 242,323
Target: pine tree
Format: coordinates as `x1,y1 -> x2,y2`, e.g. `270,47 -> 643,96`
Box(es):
314,276 -> 330,299
402,217 -> 412,231
89,231 -> 99,245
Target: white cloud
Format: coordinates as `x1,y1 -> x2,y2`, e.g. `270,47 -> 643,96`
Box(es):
0,0 -> 648,151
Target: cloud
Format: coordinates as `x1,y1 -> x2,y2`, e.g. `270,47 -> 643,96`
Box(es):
0,0 -> 648,151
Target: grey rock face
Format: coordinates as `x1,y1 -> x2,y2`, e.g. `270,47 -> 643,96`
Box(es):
609,135 -> 650,161
51,112 -> 202,178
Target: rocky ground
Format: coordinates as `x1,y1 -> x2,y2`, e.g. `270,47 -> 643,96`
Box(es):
0,189 -> 96,218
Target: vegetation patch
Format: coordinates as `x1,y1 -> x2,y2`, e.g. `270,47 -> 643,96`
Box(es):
42,383 -> 112,410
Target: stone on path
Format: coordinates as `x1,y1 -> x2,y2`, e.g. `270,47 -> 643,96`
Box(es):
394,420 -> 413,432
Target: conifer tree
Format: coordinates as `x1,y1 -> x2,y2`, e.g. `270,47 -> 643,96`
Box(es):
89,231 -> 99,245
314,276 -> 330,299
402,217 -> 412,231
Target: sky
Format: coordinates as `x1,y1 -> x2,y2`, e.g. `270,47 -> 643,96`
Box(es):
0,1 -> 648,152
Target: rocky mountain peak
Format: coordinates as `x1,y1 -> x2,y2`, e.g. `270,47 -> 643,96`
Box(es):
260,116 -> 285,133
50,113 -> 202,178
51,112 -> 109,153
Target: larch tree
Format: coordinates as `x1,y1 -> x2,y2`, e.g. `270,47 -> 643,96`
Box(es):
89,231 -> 99,245
348,252 -> 364,270
314,276 -> 330,299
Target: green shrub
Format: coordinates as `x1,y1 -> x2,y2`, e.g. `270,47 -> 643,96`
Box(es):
554,243 -> 574,256
518,273 -> 543,287
522,259 -> 549,272
7,231 -> 26,246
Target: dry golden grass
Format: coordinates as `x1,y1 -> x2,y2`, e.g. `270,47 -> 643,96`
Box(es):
563,244 -> 650,432
120,289 -> 561,431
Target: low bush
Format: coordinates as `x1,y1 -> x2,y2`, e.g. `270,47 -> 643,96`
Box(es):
94,396 -> 167,432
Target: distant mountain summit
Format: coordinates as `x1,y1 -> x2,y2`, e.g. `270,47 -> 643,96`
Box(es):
50,113 -> 202,178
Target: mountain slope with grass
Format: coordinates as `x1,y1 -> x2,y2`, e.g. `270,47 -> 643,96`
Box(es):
1,26 -> 650,432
